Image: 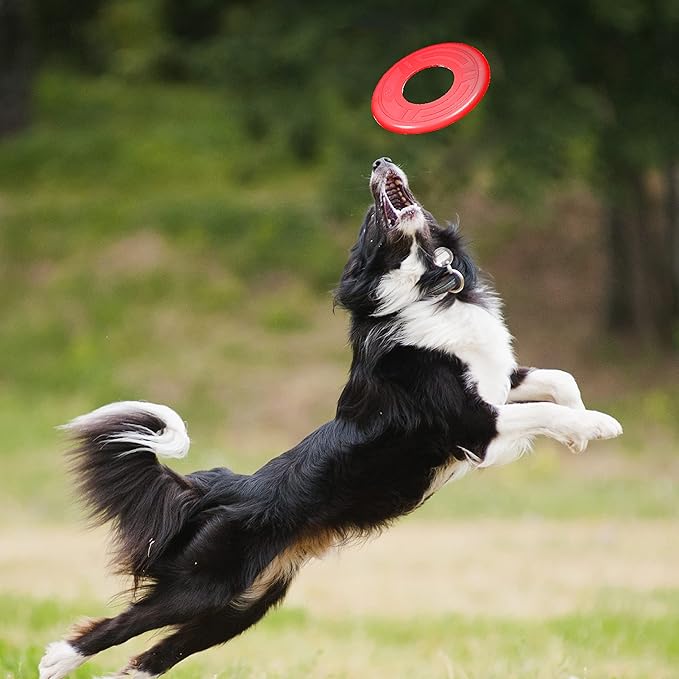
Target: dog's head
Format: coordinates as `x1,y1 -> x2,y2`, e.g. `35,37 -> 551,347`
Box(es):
335,158 -> 478,320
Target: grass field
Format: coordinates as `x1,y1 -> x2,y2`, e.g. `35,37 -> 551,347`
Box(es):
3,446 -> 679,678
1,71 -> 679,677
3,514 -> 679,679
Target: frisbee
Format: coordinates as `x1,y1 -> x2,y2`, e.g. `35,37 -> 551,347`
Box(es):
371,43 -> 491,135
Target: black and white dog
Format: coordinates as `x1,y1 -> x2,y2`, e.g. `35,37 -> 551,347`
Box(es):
40,158 -> 622,679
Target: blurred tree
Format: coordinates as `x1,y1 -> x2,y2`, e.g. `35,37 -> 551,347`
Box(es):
31,0 -> 108,69
0,0 -> 33,136
160,0 -> 223,41
575,0 -> 679,346
471,0 -> 679,346
9,0 -> 679,345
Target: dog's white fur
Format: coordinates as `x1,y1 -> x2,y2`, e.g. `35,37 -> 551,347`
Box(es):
372,239 -> 424,316
373,240 -> 516,405
399,296 -> 516,405
507,368 -> 585,409
94,672 -> 156,679
38,641 -> 87,679
64,401 -> 191,459
482,402 -> 621,467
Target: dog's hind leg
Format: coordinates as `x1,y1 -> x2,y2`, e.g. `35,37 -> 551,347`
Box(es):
113,580 -> 291,677
39,590 -> 204,679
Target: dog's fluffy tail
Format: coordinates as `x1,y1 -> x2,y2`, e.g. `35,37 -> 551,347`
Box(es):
64,401 -> 199,582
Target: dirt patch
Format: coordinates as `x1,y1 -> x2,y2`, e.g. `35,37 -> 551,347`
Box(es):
2,519 -> 677,619
94,230 -> 173,279
290,518 -> 679,618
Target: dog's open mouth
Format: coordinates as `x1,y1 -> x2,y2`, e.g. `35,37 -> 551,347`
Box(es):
381,171 -> 419,228
371,160 -> 421,229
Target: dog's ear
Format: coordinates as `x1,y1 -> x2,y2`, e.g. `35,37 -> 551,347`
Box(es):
334,246 -> 368,313
341,238 -> 365,282
334,208 -> 377,313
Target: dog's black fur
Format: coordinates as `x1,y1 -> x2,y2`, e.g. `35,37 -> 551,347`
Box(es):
40,158 -> 620,678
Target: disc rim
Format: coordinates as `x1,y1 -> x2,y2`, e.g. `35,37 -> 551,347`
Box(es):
371,42 -> 491,134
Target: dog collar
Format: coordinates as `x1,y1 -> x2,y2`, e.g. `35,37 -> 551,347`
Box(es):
428,247 -> 465,296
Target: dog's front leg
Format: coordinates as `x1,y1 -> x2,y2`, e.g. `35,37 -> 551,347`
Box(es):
507,367 -> 592,452
479,402 -> 622,468
508,367 -> 585,409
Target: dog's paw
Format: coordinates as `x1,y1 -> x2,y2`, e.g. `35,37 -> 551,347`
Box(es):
566,438 -> 588,455
93,666 -> 156,679
586,410 -> 623,439
38,641 -> 87,679
565,410 -> 623,453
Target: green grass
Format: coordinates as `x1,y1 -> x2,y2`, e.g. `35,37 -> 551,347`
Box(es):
0,70 -> 360,291
0,71 -> 350,419
2,593 -> 678,678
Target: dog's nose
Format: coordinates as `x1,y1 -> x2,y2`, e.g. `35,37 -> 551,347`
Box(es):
372,157 -> 393,171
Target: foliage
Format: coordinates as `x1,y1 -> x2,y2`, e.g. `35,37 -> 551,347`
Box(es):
28,1 -> 678,179
24,0 -> 679,342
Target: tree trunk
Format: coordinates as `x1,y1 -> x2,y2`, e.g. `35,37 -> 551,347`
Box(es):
0,0 -> 34,137
605,169 -> 676,349
667,161 -> 679,330
605,199 -> 635,333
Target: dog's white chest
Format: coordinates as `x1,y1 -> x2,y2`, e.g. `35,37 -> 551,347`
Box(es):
398,298 -> 516,405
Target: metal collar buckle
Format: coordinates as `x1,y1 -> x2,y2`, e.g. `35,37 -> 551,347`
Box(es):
431,247 -> 465,295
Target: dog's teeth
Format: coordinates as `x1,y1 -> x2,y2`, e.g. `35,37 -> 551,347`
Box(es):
380,172 -> 417,224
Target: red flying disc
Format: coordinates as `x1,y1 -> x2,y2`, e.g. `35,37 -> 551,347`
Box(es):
371,43 -> 491,135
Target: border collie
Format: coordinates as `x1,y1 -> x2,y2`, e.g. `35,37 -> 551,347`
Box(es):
39,157 -> 622,678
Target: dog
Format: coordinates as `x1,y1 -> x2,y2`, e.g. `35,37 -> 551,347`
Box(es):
39,157 -> 622,678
